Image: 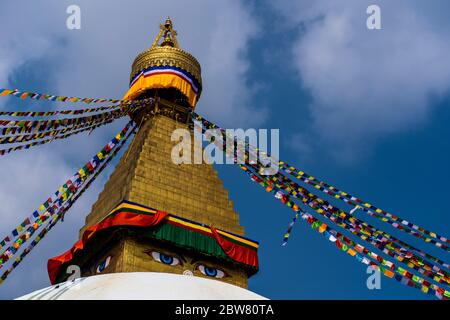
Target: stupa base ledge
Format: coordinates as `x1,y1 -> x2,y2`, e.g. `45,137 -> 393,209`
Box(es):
16,272 -> 267,300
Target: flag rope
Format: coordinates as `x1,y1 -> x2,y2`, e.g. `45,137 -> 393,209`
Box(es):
0,117 -> 123,156
0,88 -> 128,104
192,112 -> 449,251
0,117 -> 117,145
0,102 -> 148,155
0,119 -> 116,146
0,121 -> 135,268
239,160 -> 450,300
0,97 -> 154,118
195,112 -> 449,266
193,112 -> 450,299
0,106 -> 135,133
0,123 -> 136,284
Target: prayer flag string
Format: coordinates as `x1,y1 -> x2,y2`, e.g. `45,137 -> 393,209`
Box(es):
242,150 -> 450,284
192,112 -> 450,299
0,88 -> 127,104
0,98 -> 154,117
0,102 -> 146,154
0,123 -> 136,283
192,111 -> 449,251
282,211 -> 300,246
279,162 -> 449,251
239,162 -> 450,300
203,126 -> 450,284
0,107 -> 132,132
0,121 -> 134,264
194,112 -> 449,258
0,118 -> 120,156
0,102 -> 143,137
0,117 -> 116,145
0,103 -> 118,117
262,165 -> 450,278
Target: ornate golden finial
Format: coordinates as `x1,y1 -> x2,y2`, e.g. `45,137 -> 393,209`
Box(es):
151,17 -> 179,49
128,17 -> 202,106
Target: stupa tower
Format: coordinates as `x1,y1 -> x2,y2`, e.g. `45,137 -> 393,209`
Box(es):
46,18 -> 259,290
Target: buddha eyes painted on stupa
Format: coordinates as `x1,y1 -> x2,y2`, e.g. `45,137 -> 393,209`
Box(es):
150,251 -> 181,266
144,249 -> 228,280
197,264 -> 226,279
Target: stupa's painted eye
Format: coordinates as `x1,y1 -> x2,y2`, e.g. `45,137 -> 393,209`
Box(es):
198,265 -> 226,278
151,251 -> 180,266
96,256 -> 111,273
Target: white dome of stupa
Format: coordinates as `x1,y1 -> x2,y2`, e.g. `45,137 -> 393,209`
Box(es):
16,272 -> 267,300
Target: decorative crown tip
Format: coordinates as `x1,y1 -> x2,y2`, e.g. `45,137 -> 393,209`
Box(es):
151,17 -> 179,49
164,17 -> 172,28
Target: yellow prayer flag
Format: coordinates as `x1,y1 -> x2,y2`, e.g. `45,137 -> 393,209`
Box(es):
319,223 -> 327,233
384,270 -> 395,278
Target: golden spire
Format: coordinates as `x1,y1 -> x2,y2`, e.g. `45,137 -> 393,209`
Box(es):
127,17 -> 202,106
49,18 -> 258,289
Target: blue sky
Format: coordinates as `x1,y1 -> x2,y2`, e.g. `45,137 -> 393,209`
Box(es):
0,0 -> 449,299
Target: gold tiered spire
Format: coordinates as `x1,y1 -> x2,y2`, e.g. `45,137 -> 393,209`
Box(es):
125,18 -> 202,107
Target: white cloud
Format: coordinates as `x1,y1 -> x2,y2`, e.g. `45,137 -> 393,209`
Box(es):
272,0 -> 450,162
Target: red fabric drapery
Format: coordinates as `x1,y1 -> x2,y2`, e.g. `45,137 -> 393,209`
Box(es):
47,210 -> 168,284
210,226 -> 259,268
